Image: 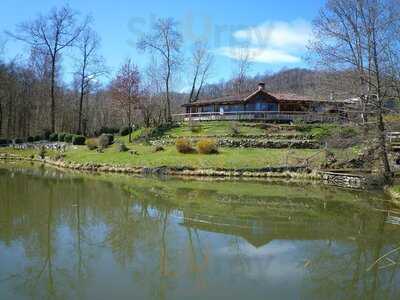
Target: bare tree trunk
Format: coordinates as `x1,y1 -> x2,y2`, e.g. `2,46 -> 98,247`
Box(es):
78,78 -> 84,133
128,103 -> 132,143
50,56 -> 56,132
165,65 -> 172,123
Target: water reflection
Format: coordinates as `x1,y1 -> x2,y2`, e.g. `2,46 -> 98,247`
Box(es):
0,163 -> 399,300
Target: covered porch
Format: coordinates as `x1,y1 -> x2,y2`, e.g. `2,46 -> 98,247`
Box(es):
172,111 -> 346,123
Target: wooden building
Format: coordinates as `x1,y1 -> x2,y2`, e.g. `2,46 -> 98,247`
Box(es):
184,83 -> 342,114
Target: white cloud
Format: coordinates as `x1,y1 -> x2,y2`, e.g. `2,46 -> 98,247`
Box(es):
216,19 -> 312,65
217,47 -> 301,64
234,20 -> 313,49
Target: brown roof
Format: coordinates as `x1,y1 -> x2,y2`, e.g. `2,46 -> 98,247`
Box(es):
183,89 -> 337,107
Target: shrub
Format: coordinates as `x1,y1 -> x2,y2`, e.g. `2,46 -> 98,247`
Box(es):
34,135 -> 42,142
98,134 -> 113,149
323,126 -> 361,149
229,123 -> 241,136
54,153 -> 66,160
190,124 -> 202,133
340,126 -> 358,139
117,142 -> 129,152
96,126 -> 119,135
14,138 -> 24,144
153,145 -> 165,152
27,136 -> 34,143
0,139 -> 11,146
49,133 -> 58,142
119,126 -> 132,136
58,132 -> 67,142
38,146 -> 46,159
72,135 -> 86,145
64,134 -> 73,143
86,138 -> 98,150
176,138 -> 194,153
42,129 -> 51,140
197,138 -> 218,154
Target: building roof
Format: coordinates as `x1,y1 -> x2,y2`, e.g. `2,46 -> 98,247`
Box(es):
183,87 -> 340,107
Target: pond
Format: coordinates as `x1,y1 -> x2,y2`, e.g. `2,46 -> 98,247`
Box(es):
0,162 -> 399,300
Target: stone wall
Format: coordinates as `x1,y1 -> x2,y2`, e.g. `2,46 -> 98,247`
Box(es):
151,138 -> 320,149
321,171 -> 376,189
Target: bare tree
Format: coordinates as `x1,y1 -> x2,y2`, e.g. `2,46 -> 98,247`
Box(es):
188,41 -> 214,103
74,26 -> 106,135
8,5 -> 86,132
311,0 -> 400,183
137,18 -> 182,122
232,46 -> 252,95
110,59 -> 140,143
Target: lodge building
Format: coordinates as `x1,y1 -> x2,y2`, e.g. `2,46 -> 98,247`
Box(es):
181,83 -> 350,123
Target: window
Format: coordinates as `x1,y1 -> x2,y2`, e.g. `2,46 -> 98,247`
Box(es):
252,102 -> 278,111
201,105 -> 214,112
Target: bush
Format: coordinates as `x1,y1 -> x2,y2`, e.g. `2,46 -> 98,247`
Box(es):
96,126 -> 119,136
34,135 -> 42,142
49,133 -> 58,142
98,134 -> 113,149
58,132 -> 67,142
190,124 -> 202,133
176,138 -> 195,153
72,135 -> 86,145
86,138 -> 98,150
197,138 -> 218,154
117,142 -> 129,152
323,126 -> 361,149
153,145 -> 165,152
38,146 -> 46,159
42,129 -> 51,140
27,136 -> 34,143
229,123 -> 241,136
14,138 -> 24,144
119,126 -> 132,136
340,126 -> 358,139
0,139 -> 11,146
64,134 -> 73,143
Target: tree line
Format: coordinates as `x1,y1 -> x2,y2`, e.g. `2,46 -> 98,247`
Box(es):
1,1 -> 400,179
0,6 -> 214,139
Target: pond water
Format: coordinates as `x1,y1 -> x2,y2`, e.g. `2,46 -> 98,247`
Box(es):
0,162 -> 400,300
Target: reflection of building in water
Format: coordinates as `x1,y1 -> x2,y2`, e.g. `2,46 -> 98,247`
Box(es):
181,211 -> 400,249
181,213 -> 272,248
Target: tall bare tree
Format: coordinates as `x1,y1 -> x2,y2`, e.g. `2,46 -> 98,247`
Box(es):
137,18 -> 182,122
110,59 -> 140,143
188,41 -> 214,103
74,26 -> 106,135
232,46 -> 252,95
9,5 -> 86,132
311,0 -> 400,182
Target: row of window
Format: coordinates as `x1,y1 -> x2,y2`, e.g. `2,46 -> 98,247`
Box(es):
199,102 -> 279,113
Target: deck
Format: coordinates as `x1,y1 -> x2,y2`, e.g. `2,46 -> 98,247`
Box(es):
173,111 -> 346,123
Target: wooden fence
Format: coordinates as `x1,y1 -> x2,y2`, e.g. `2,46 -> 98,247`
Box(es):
172,111 -> 347,123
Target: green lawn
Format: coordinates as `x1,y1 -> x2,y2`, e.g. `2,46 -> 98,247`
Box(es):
63,144 -> 322,169
0,141 -> 360,170
162,121 -> 267,137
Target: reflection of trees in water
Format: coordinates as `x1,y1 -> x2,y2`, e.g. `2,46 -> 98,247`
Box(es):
302,210 -> 400,300
1,168 -> 400,300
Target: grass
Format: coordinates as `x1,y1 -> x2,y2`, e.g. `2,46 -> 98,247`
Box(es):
392,184 -> 400,194
0,121 -> 360,170
63,143 -> 323,169
162,121 -> 267,137
0,147 -> 57,159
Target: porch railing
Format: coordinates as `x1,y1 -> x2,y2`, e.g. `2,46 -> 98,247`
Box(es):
172,111 -> 348,123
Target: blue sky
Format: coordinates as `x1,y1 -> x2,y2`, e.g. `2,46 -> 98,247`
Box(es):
0,0 -> 325,88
